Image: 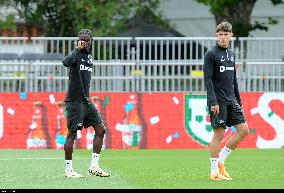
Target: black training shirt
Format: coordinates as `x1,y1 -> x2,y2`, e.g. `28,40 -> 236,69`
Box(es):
62,48 -> 93,103
203,44 -> 242,107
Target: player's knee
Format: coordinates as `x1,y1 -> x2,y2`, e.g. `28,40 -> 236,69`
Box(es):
236,123 -> 249,138
64,143 -> 73,153
214,129 -> 225,142
94,124 -> 106,137
239,128 -> 248,138
66,130 -> 78,142
217,134 -> 225,142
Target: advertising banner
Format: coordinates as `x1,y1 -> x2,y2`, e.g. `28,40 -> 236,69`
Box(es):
0,92 -> 283,149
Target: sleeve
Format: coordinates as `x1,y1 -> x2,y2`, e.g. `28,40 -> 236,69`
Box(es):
62,48 -> 78,67
203,51 -> 218,106
234,67 -> 242,107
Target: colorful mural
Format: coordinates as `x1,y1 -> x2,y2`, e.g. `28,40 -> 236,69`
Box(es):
0,92 -> 283,149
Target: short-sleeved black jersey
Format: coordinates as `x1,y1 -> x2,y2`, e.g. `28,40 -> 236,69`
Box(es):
62,48 -> 93,103
203,44 -> 242,107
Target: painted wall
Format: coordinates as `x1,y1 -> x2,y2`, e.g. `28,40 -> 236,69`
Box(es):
0,92 -> 283,149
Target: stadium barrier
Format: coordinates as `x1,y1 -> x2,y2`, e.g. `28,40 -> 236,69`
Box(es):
0,61 -> 283,92
0,92 -> 283,149
1,37 -> 284,93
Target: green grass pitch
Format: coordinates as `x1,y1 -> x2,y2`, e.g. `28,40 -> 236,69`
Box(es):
0,149 -> 283,189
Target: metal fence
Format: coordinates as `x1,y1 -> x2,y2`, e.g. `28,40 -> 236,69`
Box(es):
0,37 -> 284,92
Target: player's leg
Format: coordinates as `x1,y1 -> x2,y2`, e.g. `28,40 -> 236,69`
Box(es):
220,102 -> 248,158
64,131 -> 77,161
218,102 -> 248,179
225,122 -> 248,150
64,102 -> 84,178
84,102 -> 110,177
64,130 -> 83,177
209,103 -> 231,180
92,123 -> 106,154
217,122 -> 248,179
88,123 -> 110,177
210,127 -> 231,180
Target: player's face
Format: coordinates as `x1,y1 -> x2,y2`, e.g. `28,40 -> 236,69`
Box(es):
78,39 -> 91,49
78,33 -> 92,50
216,31 -> 233,48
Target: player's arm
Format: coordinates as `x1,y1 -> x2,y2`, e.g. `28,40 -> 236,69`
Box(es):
233,67 -> 242,107
204,51 -> 218,107
62,48 -> 79,67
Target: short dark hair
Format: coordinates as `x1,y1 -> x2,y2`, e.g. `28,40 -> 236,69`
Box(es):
216,22 -> 232,33
78,29 -> 92,41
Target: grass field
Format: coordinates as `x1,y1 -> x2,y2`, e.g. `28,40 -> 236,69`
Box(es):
0,148 -> 283,189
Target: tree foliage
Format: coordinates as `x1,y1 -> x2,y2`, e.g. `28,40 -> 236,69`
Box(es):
0,0 -> 161,37
0,0 -> 16,32
195,0 -> 284,37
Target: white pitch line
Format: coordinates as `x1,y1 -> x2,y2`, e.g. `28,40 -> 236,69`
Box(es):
0,157 -> 283,161
0,157 -> 134,161
0,158 -> 71,161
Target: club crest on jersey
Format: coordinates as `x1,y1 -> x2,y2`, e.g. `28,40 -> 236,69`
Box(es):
80,64 -> 93,72
220,56 -> 234,62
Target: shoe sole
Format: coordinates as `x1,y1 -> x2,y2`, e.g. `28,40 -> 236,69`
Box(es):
219,172 -> 232,180
210,178 -> 232,181
88,170 -> 110,177
210,175 -> 232,181
65,175 -> 83,178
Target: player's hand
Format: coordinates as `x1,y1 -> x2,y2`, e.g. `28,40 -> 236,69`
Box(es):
77,40 -> 86,49
211,105 -> 219,115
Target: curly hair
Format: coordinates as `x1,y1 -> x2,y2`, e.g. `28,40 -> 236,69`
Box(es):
78,29 -> 92,41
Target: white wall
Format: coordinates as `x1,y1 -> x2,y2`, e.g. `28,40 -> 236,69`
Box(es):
159,0 -> 284,37
251,0 -> 284,37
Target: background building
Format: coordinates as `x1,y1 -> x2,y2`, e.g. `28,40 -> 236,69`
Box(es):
159,0 -> 284,37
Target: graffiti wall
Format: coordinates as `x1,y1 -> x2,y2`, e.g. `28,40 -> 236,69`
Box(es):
0,92 -> 283,149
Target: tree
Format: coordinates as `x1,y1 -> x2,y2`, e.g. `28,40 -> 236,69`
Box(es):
1,0 -> 162,37
194,0 -> 284,37
0,0 -> 17,34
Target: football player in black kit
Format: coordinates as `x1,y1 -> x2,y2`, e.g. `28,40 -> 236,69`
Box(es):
62,29 -> 110,178
204,22 -> 248,181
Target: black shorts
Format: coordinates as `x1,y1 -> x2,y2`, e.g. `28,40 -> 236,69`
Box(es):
209,102 -> 246,129
65,101 -> 103,132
